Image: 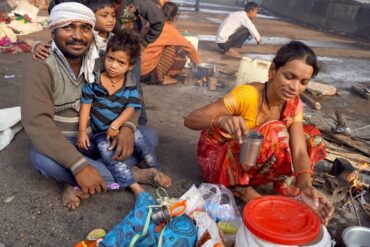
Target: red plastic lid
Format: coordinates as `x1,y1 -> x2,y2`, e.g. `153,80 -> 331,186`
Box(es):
243,195 -> 321,245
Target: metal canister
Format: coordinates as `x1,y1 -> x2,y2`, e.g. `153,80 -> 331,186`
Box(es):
150,205 -> 171,225
239,131 -> 264,168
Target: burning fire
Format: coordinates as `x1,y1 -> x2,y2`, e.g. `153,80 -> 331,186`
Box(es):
346,162 -> 369,191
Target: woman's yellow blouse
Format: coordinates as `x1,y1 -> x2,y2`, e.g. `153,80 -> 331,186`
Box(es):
223,85 -> 303,129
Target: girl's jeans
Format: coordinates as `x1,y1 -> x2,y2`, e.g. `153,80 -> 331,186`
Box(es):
30,126 -> 159,188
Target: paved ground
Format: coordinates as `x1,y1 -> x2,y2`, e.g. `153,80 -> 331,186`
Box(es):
0,0 -> 369,246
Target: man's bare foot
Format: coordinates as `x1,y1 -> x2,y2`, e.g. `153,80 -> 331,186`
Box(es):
161,76 -> 177,85
233,186 -> 261,203
62,185 -> 90,210
224,48 -> 241,58
133,167 -> 172,188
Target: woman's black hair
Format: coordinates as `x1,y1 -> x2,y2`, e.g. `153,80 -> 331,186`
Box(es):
105,29 -> 141,65
273,41 -> 319,77
162,2 -> 178,22
87,0 -> 115,13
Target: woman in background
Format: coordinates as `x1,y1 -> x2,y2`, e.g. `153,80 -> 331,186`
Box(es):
140,2 -> 200,85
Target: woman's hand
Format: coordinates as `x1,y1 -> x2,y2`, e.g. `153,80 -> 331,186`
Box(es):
77,132 -> 90,150
215,115 -> 249,143
300,184 -> 334,225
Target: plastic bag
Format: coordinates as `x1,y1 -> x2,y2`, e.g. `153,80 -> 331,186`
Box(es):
0,122 -> 22,151
193,211 -> 224,247
180,184 -> 205,217
198,183 -> 242,223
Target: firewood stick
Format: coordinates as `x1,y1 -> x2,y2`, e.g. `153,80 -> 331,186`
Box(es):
359,181 -> 370,189
350,187 -> 362,226
301,92 -> 321,110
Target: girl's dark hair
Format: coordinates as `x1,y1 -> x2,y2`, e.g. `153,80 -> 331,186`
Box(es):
87,0 -> 115,13
162,2 -> 178,22
105,29 -> 141,65
273,41 -> 319,78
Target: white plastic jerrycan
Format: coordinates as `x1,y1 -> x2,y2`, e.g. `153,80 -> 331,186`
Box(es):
236,56 -> 271,85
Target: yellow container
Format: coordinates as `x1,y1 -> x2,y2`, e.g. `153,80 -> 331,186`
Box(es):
236,57 -> 271,85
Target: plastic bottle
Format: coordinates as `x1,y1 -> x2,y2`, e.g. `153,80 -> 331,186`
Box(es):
217,221 -> 238,235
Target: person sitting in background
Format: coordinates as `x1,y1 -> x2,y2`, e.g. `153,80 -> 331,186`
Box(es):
140,2 -> 200,85
216,1 -> 261,58
184,41 -> 334,225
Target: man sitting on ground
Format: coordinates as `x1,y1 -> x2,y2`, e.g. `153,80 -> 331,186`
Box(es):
215,1 -> 261,58
21,2 -> 171,211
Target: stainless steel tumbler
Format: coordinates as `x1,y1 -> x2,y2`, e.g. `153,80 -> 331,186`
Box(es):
150,205 -> 171,225
239,131 -> 264,167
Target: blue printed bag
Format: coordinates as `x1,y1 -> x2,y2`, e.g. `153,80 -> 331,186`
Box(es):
99,192 -> 197,247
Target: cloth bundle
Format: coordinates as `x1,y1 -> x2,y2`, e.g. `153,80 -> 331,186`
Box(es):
0,106 -> 22,151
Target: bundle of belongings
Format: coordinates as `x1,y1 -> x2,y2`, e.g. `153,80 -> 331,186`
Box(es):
0,0 -> 47,54
76,190 -> 197,247
7,0 -> 49,12
75,184 -> 243,247
0,107 -> 23,151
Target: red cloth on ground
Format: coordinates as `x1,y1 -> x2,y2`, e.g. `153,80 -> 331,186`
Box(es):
0,37 -> 31,54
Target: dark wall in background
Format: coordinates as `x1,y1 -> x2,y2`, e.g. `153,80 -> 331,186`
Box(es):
262,0 -> 370,40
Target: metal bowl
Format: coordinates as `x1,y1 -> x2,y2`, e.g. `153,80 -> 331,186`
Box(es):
342,226 -> 370,247
192,63 -> 217,79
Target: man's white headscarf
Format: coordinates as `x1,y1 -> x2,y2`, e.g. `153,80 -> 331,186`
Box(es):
48,2 -> 96,33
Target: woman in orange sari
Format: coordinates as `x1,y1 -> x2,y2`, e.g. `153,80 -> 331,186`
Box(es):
184,41 -> 334,225
140,2 -> 200,85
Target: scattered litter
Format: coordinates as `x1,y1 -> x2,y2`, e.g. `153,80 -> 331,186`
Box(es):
4,196 -> 15,203
86,229 -> 106,241
4,74 -> 15,79
331,111 -> 351,135
352,83 -> 370,100
216,79 -> 228,88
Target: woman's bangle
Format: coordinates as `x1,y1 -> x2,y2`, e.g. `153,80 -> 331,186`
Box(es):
295,169 -> 313,181
211,114 -> 220,130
